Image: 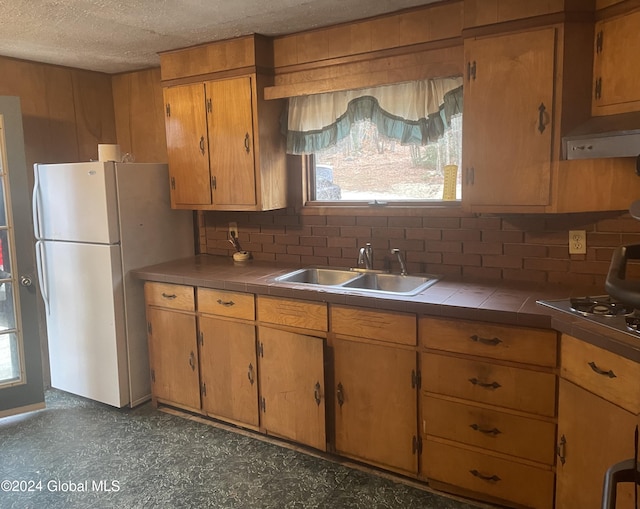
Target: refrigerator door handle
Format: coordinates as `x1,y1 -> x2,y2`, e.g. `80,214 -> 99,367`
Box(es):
32,164 -> 43,240
35,240 -> 50,315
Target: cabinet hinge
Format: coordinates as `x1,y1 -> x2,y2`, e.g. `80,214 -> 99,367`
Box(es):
412,435 -> 422,455
211,176 -> 217,190
147,321 -> 152,334
411,369 -> 421,389
206,98 -> 212,113
257,341 -> 264,358
150,369 -> 155,383
595,77 -> 602,100
201,382 -> 207,397
596,30 -> 603,54
467,60 -> 476,81
260,397 -> 266,412
165,103 -> 171,117
170,176 -> 176,190
199,330 -> 204,346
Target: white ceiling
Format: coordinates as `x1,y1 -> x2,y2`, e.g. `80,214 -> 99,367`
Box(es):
0,0 -> 444,74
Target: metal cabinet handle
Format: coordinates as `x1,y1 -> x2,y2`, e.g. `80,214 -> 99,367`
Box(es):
199,136 -> 205,155
20,275 -> 33,287
244,133 -> 251,153
538,103 -> 547,133
468,378 -> 501,390
314,382 -> 322,406
588,361 -> 617,378
470,335 -> 502,346
162,293 -> 177,299
469,469 -> 501,483
248,363 -> 254,385
557,434 -> 566,465
336,382 -> 345,408
469,423 -> 502,436
216,299 -> 235,307
188,351 -> 195,371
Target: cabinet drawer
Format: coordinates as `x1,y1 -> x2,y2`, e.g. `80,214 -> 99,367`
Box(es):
331,305 -> 416,346
422,395 -> 556,465
420,317 -> 557,367
198,288 -> 255,320
145,282 -> 194,311
423,439 -> 554,509
422,353 -> 556,417
561,334 -> 640,414
257,296 -> 327,332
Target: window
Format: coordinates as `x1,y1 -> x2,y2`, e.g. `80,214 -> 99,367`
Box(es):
284,78 -> 463,205
311,114 -> 462,203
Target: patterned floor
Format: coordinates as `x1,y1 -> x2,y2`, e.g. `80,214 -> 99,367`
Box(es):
0,390 -> 499,509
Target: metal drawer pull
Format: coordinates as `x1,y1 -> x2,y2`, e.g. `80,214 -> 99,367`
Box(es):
337,382 -> 345,408
188,351 -> 195,371
468,378 -> 501,390
247,363 -> 254,385
557,434 -> 566,465
469,423 -> 502,436
161,293 -> 177,299
216,299 -> 235,307
469,469 -> 501,483
588,361 -> 617,378
314,382 -> 322,406
538,103 -> 547,133
199,136 -> 205,155
244,133 -> 251,153
470,334 -> 502,346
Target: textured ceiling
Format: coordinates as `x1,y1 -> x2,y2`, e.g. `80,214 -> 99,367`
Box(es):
0,0 -> 444,74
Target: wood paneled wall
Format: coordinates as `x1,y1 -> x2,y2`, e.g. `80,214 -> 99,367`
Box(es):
112,68 -> 167,163
0,55 -> 116,179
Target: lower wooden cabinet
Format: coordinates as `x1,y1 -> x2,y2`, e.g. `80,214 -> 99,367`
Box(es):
556,334 -> 640,509
424,439 -> 555,509
333,337 -> 418,474
147,306 -> 200,411
199,316 -> 259,427
257,326 -> 326,450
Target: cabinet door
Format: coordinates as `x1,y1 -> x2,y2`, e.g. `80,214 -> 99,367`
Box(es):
556,378 -> 639,509
258,326 -> 326,450
463,28 -> 555,207
333,338 -> 418,474
147,307 -> 200,410
163,83 -> 212,206
593,11 -> 640,116
199,316 -> 259,426
206,77 -> 257,206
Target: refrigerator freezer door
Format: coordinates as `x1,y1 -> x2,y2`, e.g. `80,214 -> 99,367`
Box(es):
33,162 -> 119,243
40,240 -> 129,407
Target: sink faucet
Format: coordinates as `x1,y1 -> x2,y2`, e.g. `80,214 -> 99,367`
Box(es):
357,243 -> 373,269
391,248 -> 408,275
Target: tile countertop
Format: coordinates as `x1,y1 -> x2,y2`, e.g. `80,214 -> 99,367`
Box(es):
132,254 -> 640,363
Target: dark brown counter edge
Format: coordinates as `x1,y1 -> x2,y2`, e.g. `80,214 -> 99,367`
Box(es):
132,254 -> 640,363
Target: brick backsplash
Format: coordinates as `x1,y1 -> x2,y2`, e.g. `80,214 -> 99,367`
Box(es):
200,208 -> 640,287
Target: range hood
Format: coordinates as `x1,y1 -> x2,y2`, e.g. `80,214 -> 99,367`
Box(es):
563,111 -> 640,160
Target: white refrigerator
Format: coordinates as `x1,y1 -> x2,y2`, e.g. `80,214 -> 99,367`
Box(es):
32,162 -> 194,408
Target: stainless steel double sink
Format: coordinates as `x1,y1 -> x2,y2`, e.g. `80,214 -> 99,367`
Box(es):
275,267 -> 439,296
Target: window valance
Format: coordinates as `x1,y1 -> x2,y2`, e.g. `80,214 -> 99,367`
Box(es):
284,77 -> 463,155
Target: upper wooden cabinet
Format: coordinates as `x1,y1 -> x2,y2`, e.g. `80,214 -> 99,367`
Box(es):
160,35 -> 287,211
462,28 -> 556,208
592,8 -> 640,116
462,15 -> 640,213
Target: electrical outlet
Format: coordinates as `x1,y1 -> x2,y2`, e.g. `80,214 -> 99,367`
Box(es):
569,230 -> 586,255
229,222 -> 238,239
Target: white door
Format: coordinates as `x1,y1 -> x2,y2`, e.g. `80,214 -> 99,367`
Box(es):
0,98 -> 45,417
33,161 -> 119,244
36,240 -> 129,407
